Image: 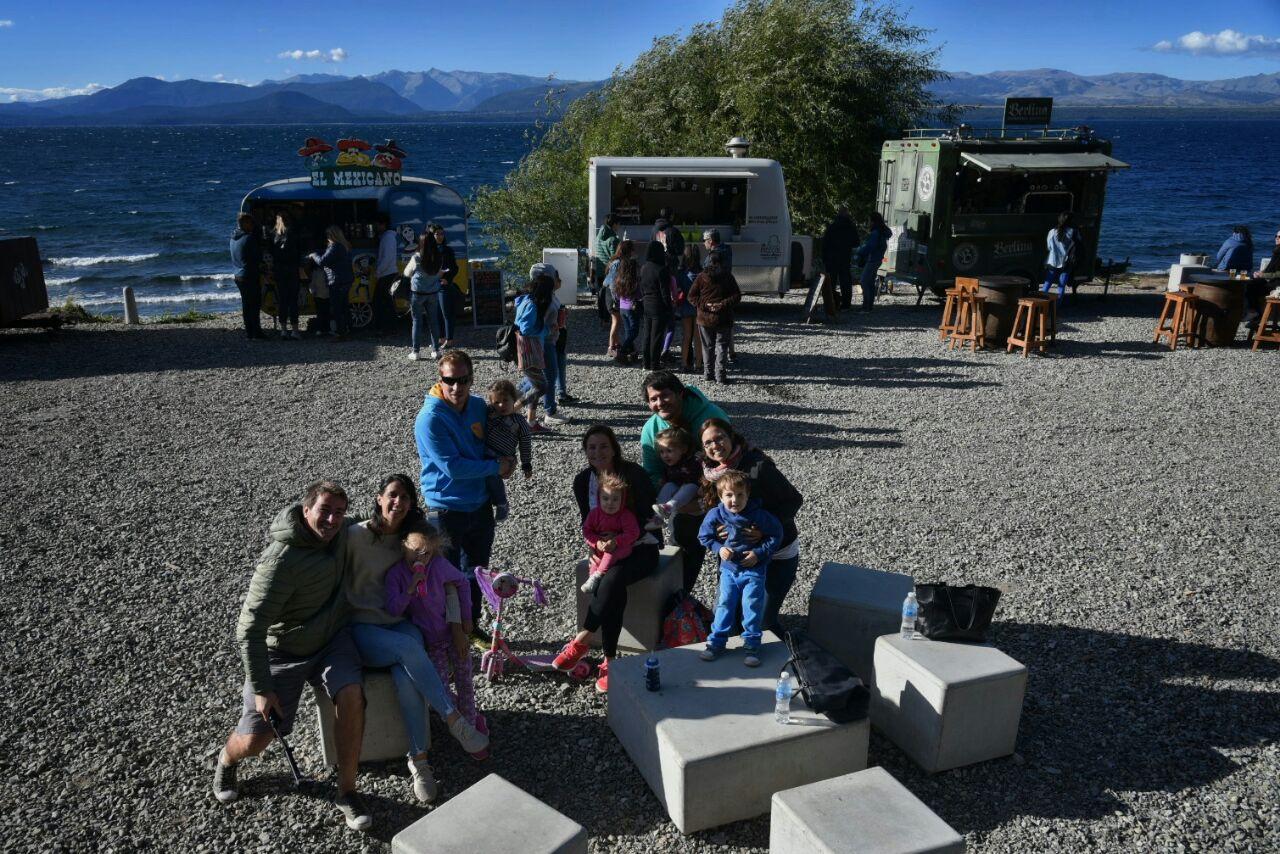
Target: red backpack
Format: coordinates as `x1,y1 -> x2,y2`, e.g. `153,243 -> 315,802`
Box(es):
660,593 -> 714,649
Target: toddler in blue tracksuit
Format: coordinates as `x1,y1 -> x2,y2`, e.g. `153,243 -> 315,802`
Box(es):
697,469 -> 783,667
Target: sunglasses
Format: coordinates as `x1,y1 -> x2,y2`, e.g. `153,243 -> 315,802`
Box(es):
440,374 -> 472,386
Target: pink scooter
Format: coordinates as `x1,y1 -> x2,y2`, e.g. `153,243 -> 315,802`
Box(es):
474,566 -> 594,682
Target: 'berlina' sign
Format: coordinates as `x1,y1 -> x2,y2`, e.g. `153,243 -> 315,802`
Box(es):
1003,97 -> 1053,127
297,136 -> 407,188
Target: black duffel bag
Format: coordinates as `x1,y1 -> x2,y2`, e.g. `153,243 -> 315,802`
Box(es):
915,583 -> 1001,642
783,629 -> 869,724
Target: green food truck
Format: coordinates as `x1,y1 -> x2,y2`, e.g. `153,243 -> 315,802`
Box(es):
874,120 -> 1129,298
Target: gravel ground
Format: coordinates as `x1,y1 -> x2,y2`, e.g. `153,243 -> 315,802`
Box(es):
1,282 -> 1277,853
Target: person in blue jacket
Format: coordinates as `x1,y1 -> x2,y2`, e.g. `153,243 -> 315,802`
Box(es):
414,349 -> 515,634
1214,225 -> 1254,274
229,213 -> 264,339
309,225 -> 354,339
854,212 -> 891,311
697,469 -> 783,668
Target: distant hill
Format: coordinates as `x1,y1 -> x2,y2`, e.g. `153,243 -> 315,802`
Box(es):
370,69 -> 581,111
473,80 -> 604,114
932,68 -> 1280,107
0,91 -> 358,126
255,77 -> 422,116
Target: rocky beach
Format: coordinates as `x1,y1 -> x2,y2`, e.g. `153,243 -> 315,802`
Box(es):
1,283 -> 1276,853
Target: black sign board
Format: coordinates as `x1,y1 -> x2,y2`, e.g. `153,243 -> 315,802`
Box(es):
471,269 -> 505,327
1003,97 -> 1053,127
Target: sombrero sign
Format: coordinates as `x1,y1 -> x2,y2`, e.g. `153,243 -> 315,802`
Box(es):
300,137 -> 407,188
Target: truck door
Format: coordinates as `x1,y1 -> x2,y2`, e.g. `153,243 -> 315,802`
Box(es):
893,151 -> 918,212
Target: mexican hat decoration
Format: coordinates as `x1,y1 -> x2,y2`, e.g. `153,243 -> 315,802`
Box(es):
374,139 -> 408,159
297,137 -> 334,156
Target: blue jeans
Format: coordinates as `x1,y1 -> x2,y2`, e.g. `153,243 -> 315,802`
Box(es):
555,328 -> 568,395
330,284 -> 351,335
438,283 -> 458,341
411,291 -> 440,354
860,267 -> 878,310
541,340 -> 559,414
708,565 -> 766,650
1042,267 -> 1070,301
350,620 -> 454,756
620,308 -> 640,355
433,503 -> 496,625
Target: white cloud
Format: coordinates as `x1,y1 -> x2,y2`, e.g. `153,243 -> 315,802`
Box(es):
277,47 -> 347,63
1153,29 -> 1280,56
1,83 -> 106,103
210,74 -> 247,84
0,20 -> 14,27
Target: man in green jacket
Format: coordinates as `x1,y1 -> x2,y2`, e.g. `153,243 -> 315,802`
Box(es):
639,370 -> 729,485
593,213 -> 620,288
211,480 -> 371,831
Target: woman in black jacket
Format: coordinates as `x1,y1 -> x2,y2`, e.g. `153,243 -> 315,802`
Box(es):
431,224 -> 460,348
552,424 -> 660,694
270,212 -> 304,339
638,240 -> 673,370
698,417 -> 803,635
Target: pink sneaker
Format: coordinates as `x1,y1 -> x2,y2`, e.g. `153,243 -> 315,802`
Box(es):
553,638 -> 589,672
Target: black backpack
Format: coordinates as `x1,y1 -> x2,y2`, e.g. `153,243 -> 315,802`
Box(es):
783,629 -> 870,724
494,323 -> 517,364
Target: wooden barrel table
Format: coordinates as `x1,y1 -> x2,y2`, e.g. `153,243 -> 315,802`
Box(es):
977,276 -> 1030,344
1187,276 -> 1246,346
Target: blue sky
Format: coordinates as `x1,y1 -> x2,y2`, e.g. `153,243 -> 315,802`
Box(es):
0,0 -> 1277,100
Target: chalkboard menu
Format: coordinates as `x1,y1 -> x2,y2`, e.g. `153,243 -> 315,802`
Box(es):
471,269 -> 505,327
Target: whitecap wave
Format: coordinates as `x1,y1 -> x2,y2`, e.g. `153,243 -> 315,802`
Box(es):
3,181 -> 15,185
46,276 -> 82,286
49,253 -> 161,267
74,292 -> 240,308
179,273 -> 234,282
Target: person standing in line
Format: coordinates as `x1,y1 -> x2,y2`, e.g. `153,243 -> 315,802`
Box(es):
676,244 -> 703,373
822,206 -> 858,311
688,249 -> 742,384
416,349 -> 515,638
310,225 -> 354,340
403,233 -> 443,361
305,236 -> 331,336
230,213 -> 264,340
702,228 -> 735,362
432,225 -> 460,349
372,213 -> 399,338
855,212 -> 891,312
613,250 -> 642,364
639,240 -> 674,371
270,212 -> 304,339
210,480 -> 372,831
594,213 -> 620,292
1042,212 -> 1081,302
603,240 -> 635,358
529,263 -> 576,410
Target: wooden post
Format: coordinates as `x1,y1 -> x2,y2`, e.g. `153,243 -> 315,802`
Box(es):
123,286 -> 140,325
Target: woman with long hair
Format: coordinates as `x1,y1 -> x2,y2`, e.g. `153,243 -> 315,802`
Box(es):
310,225 -> 354,339
676,243 -> 703,372
1042,211 -> 1081,302
403,232 -> 443,361
513,274 -> 558,431
613,251 -> 641,364
271,211 -> 303,339
432,225 -> 460,349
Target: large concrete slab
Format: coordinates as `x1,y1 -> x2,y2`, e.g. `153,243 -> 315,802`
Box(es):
576,545 -> 683,652
314,669 -> 415,767
808,562 -> 914,686
872,635 -> 1026,773
608,632 -> 869,834
770,766 -> 965,854
392,772 -> 587,854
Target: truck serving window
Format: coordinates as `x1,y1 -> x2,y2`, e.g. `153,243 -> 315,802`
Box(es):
1022,192 -> 1074,215
610,175 -> 748,229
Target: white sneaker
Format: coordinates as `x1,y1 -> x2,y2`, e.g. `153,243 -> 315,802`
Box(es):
653,502 -> 675,520
408,756 -> 438,803
408,351 -> 420,361
448,714 -> 490,756
580,573 -> 602,595
430,348 -> 441,360
542,411 -> 571,426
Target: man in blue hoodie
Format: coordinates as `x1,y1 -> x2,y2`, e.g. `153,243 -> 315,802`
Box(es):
415,349 -> 515,633
229,213 -> 264,339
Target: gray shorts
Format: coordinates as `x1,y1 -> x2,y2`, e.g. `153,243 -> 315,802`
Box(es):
235,627 -> 363,737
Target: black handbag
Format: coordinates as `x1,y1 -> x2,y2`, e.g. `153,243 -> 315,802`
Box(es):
914,583 -> 1001,642
783,630 -> 869,724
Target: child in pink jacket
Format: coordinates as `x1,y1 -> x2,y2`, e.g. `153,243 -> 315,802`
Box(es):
385,527 -> 485,740
581,473 -> 640,595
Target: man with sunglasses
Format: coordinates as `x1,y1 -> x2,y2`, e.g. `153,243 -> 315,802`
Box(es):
415,350 -> 515,636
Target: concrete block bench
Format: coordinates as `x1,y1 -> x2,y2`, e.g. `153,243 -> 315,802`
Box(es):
391,773 -> 587,854
808,562 -> 914,686
575,545 -> 682,653
314,669 -> 414,767
608,632 -> 869,834
871,635 -> 1026,773
770,766 -> 965,854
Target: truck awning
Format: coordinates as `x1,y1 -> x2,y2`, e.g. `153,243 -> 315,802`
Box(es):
960,152 -> 1130,172
610,169 -> 759,179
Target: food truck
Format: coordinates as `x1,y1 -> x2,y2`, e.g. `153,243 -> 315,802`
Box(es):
875,117 -> 1128,297
588,138 -> 810,295
240,137 -> 469,329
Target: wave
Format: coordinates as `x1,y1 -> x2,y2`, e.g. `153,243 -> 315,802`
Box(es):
3,181 -> 15,185
73,292 -> 240,308
48,253 -> 161,267
178,273 -> 235,282
46,276 -> 82,286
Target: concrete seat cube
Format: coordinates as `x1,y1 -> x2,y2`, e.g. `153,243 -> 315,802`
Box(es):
871,635 -> 1026,773
608,632 -> 869,834
391,773 -> 587,854
314,669 -> 415,767
808,562 -> 914,686
771,766 -> 965,854
576,545 -> 682,652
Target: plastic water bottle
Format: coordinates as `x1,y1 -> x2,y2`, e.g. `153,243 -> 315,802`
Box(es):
901,592 -> 919,639
774,671 -> 795,724
644,654 -> 661,692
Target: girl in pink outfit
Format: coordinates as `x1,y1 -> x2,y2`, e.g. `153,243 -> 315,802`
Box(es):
385,527 -> 484,735
581,473 -> 640,595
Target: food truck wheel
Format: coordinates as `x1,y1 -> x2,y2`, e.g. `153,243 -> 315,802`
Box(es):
349,301 -> 373,329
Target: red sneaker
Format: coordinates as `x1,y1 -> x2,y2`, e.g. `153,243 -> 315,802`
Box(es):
594,659 -> 609,694
552,639 -> 589,672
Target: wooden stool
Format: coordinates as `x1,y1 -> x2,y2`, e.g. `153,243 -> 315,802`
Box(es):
948,291 -> 986,352
1154,292 -> 1200,351
1007,297 -> 1051,357
1253,296 -> 1280,351
1039,292 -> 1059,345
938,288 -> 963,341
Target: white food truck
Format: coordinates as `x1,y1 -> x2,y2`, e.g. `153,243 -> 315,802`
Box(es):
587,139 -> 809,295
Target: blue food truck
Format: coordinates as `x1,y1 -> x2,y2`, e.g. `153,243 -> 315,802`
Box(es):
240,137 -> 469,329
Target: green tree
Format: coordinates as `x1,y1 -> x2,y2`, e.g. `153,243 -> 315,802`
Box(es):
473,0 -> 948,278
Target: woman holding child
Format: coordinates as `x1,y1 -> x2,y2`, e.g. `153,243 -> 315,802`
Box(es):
344,474 -> 489,803
552,425 -> 660,694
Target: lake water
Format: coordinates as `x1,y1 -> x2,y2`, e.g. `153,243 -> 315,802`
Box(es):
2,118 -> 1277,317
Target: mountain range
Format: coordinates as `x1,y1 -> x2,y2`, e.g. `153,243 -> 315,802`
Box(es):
2,67 -> 1279,126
